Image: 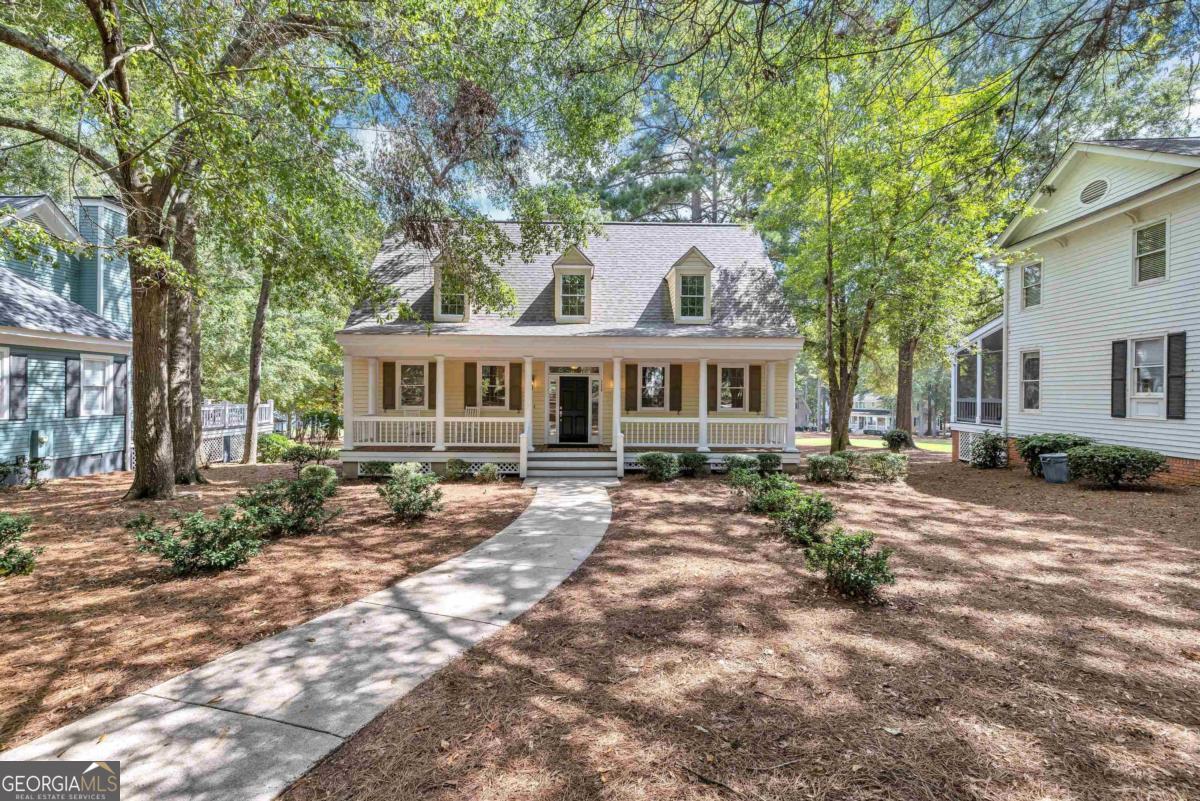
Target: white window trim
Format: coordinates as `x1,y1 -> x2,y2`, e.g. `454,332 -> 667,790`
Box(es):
433,265 -> 468,322
395,361 -> 428,409
1127,334 -> 1168,421
678,272 -> 709,321
1021,261 -> 1042,310
1019,349 -> 1041,413
0,346 -> 9,421
478,361 -> 509,408
1132,217 -> 1169,287
717,362 -> 748,412
80,353 -> 114,417
637,362 -> 669,411
553,267 -> 591,323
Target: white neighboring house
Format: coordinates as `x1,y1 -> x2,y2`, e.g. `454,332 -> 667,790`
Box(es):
848,392 -> 894,434
950,138 -> 1199,484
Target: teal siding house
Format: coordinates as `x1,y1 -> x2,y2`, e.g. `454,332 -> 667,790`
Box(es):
1,195 -> 132,479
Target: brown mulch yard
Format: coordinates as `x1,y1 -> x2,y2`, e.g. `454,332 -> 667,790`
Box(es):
284,452 -> 1200,801
0,464 -> 532,750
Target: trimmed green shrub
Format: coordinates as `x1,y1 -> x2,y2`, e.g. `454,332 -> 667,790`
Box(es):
723,454 -> 759,473
756,453 -> 782,473
0,513 -> 42,576
637,452 -> 680,481
257,433 -> 293,463
771,491 -> 835,547
806,528 -> 895,600
444,458 -> 471,481
746,473 -> 800,515
282,443 -> 322,476
831,450 -> 868,479
1067,444 -> 1168,487
129,508 -> 262,575
807,454 -> 850,483
677,452 -> 710,477
881,428 -> 914,452
1014,433 -> 1095,477
866,452 -> 908,481
475,463 -> 502,483
728,466 -> 762,494
378,471 -> 443,521
969,431 -> 1007,469
235,465 -> 340,538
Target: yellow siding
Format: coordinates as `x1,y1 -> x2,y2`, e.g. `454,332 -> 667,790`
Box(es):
532,360 -> 546,446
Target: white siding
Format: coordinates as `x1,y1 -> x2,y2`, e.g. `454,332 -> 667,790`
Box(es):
1006,183 -> 1200,459
1013,153 -> 1190,242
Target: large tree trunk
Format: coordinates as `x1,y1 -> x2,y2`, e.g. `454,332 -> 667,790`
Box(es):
243,267 -> 272,463
168,211 -> 205,484
125,204 -> 176,500
894,336 -> 918,450
828,383 -> 852,453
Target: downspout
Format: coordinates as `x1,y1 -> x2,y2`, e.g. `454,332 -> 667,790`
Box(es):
1002,260 -> 1011,440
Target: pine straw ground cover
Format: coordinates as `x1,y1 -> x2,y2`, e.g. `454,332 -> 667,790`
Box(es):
0,463 -> 532,749
284,452 -> 1200,801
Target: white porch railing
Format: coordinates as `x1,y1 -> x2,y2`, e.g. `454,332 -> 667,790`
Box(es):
445,417 -> 523,447
201,400 -> 274,431
622,417 -> 789,448
352,416 -> 523,447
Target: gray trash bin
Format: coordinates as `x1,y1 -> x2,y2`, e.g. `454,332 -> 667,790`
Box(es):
1040,452 -> 1069,484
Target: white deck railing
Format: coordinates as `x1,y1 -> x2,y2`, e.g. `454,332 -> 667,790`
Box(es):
621,417 -> 789,448
351,416 -> 523,447
201,400 -> 274,431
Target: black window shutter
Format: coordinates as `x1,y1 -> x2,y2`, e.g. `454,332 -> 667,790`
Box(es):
9,355 -> 27,421
624,363 -> 637,412
510,362 -> 523,411
1111,340 -> 1128,418
65,357 -> 81,418
382,361 -> 396,410
113,358 -> 128,416
668,364 -> 682,411
464,362 -> 477,407
707,363 -> 718,412
1167,332 -> 1186,420
427,361 -> 437,410
749,365 -> 762,412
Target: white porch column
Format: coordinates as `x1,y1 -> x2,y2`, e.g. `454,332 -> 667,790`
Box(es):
975,349 -> 983,424
611,357 -> 622,452
367,358 -> 378,415
342,355 -> 354,448
697,358 -> 710,451
950,353 -> 959,423
766,362 -> 776,418
523,355 -> 534,451
434,355 -> 446,450
784,358 -> 799,451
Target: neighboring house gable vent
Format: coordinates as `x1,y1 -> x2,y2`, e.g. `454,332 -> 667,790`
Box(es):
1079,179 -> 1108,204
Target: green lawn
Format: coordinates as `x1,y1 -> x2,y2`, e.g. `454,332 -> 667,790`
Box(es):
795,433 -> 952,454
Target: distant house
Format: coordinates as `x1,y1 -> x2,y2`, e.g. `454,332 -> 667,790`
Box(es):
1,195 -> 132,479
849,392 -> 893,434
950,138 -> 1199,484
337,222 -> 803,479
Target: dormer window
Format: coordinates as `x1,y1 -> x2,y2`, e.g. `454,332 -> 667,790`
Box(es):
552,246 -> 594,324
560,273 -> 586,317
667,246 -> 715,324
433,259 -> 468,322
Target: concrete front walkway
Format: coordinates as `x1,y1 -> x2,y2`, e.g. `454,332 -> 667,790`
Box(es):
2,480 -> 612,801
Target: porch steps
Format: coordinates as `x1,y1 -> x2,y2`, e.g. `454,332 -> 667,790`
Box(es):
526,450 -> 620,479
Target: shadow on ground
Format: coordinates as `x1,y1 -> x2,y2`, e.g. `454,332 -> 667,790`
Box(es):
283,454 -> 1200,801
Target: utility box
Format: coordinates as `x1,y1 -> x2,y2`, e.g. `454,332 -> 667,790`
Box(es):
1040,452 -> 1069,484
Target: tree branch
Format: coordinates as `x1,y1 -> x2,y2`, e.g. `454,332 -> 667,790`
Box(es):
0,115 -> 116,174
0,23 -> 100,89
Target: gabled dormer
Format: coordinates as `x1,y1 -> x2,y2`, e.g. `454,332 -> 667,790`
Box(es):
431,253 -> 469,323
666,246 -> 715,324
552,245 -> 593,323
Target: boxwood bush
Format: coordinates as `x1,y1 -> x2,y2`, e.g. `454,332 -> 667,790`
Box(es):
831,450 -> 869,479
235,465 -> 340,538
728,466 -> 762,495
723,454 -> 759,473
378,470 -> 443,521
443,458 -> 471,481
807,454 -> 850,483
1014,433 -> 1095,477
756,453 -> 782,473
637,452 -> 680,481
805,528 -> 895,600
866,452 -> 908,481
771,491 -> 835,547
129,508 -> 262,575
677,452 -> 710,477
746,472 -> 800,515
257,433 -> 294,464
0,512 -> 42,576
969,431 -> 1007,469
475,463 -> 502,483
1066,445 -> 1168,487
881,428 -> 914,452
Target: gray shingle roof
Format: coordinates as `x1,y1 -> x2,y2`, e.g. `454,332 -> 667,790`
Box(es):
0,195 -> 45,213
344,222 -> 797,338
1084,138 -> 1200,157
0,267 -> 131,341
